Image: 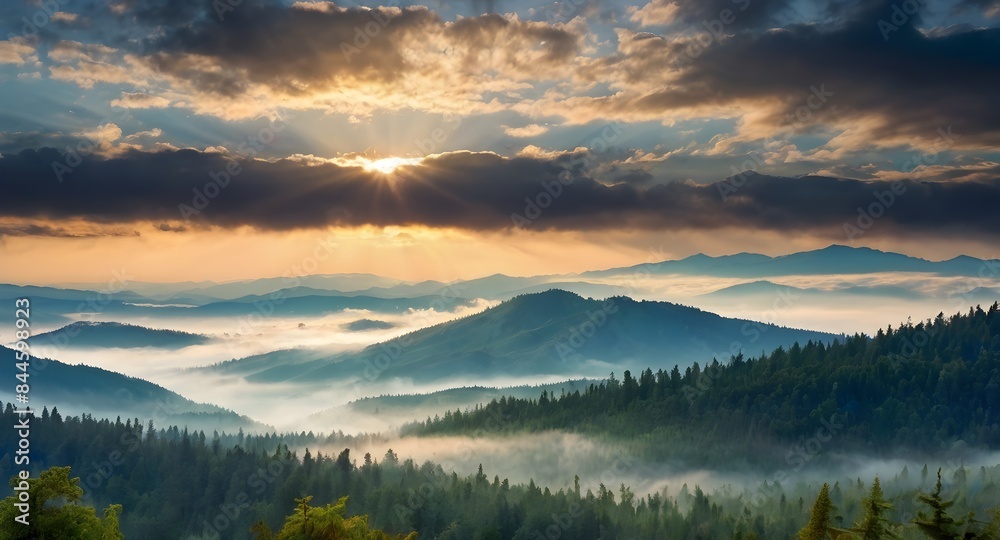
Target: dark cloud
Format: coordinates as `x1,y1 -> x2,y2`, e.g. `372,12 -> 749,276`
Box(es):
146,3 -> 438,93
0,223 -> 129,238
1,147 -> 999,240
138,2 -> 580,97
638,2 -> 1000,147
668,0 -> 795,28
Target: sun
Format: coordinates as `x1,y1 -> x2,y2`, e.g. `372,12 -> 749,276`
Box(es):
363,156 -> 422,175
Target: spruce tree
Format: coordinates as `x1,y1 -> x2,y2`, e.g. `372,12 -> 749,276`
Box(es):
854,476 -> 898,540
799,483 -> 834,540
913,469 -> 960,540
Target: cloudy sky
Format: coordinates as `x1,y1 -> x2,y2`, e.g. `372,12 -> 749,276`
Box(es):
1,0 -> 998,283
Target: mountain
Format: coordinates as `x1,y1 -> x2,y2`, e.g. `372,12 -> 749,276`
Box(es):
699,280 -> 808,298
342,319 -> 397,331
242,290 -> 837,384
406,302 -> 1000,462
190,294 -> 474,317
307,380 -> 594,429
194,348 -> 336,378
0,283 -> 151,303
165,273 -> 409,300
30,321 -> 211,349
586,244 -> 1000,278
0,347 -> 267,433
3,293 -> 476,320
961,287 -> 1000,304
700,280 -> 928,301
0,285 -> 148,325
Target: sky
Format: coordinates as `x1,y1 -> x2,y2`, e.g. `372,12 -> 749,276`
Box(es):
0,0 -> 998,284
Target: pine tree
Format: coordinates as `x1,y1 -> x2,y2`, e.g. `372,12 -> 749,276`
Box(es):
854,476 -> 898,540
799,483 -> 834,540
913,469 -> 960,540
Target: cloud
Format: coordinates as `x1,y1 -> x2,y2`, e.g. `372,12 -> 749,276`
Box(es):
74,123 -> 122,149
0,38 -> 36,65
47,41 -> 148,89
628,0 -> 681,27
523,6 -> 1000,152
111,92 -> 171,109
42,2 -> 586,120
1,147 -> 998,241
0,222 -> 133,238
870,159 -> 1000,183
51,11 -> 79,23
123,128 -> 163,141
25,0 -> 1000,158
504,124 -> 550,137
626,0 -> 806,29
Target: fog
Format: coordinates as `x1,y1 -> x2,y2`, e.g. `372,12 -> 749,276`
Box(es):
28,299 -> 498,372
15,271 -> 1000,433
567,272 -> 1000,334
310,430 -> 1000,503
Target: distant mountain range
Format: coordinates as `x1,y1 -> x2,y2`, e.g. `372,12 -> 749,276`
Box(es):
0,347 -> 267,432
698,280 -> 932,301
11,245 -> 997,308
30,321 -> 211,349
586,245 -> 1000,279
0,293 -> 476,320
231,290 -> 837,384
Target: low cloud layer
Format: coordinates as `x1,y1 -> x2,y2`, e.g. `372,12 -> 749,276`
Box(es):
1,147 -> 999,239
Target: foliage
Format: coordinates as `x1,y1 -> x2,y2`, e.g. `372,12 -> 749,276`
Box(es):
852,476 -> 898,540
799,483 -> 834,540
259,495 -> 416,540
408,303 -> 1000,466
0,466 -> 123,540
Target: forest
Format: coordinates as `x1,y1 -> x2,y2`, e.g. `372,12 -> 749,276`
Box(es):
1,406 -> 1000,539
408,303 -> 1000,466
2,304 -> 1000,539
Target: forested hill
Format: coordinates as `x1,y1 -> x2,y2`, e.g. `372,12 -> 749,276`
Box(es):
247,290 -> 837,384
3,406 -> 999,539
407,304 -> 1000,463
30,321 -> 211,349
